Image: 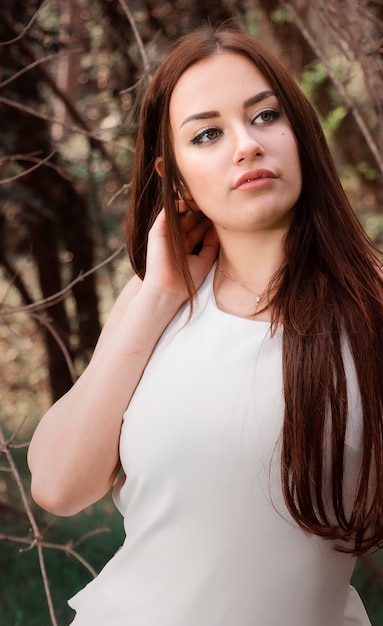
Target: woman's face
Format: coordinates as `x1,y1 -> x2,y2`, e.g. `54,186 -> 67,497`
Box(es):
168,52 -> 302,238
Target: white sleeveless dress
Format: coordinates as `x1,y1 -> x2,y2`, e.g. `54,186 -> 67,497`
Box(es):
68,263 -> 371,625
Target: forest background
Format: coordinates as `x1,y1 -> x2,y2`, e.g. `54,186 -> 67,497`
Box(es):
1,0 -> 383,624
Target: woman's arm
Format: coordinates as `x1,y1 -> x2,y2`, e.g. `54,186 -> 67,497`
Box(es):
28,207 -> 218,516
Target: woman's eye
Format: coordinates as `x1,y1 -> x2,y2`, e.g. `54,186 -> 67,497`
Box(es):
191,128 -> 222,145
253,109 -> 280,125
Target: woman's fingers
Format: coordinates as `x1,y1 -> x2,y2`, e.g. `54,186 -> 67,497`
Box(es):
182,214 -> 211,253
177,200 -> 212,254
145,203 -> 219,295
177,199 -> 219,280
186,225 -> 219,289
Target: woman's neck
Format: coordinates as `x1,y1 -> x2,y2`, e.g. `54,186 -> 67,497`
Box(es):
213,230 -> 287,321
217,228 -> 287,292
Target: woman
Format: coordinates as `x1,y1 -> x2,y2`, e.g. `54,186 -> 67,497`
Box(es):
28,26 -> 383,625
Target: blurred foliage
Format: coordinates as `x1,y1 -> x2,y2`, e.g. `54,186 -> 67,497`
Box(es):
1,0 -> 383,624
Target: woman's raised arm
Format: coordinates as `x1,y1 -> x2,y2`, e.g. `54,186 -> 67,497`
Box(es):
28,207 -> 218,516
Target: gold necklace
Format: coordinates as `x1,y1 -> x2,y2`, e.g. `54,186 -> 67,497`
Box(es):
217,263 -> 267,312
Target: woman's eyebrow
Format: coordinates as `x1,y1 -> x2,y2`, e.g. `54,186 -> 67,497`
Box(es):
243,90 -> 276,108
179,90 -> 277,129
180,110 -> 220,128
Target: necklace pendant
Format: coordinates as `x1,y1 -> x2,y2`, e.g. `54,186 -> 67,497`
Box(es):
217,262 -> 267,312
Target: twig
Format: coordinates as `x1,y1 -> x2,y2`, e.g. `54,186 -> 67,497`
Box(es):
0,425 -> 59,626
0,150 -> 72,180
117,0 -> 152,78
0,245 -> 126,316
31,311 -> 77,383
0,1 -> 47,46
7,441 -> 30,449
0,48 -> 83,90
313,0 -> 383,125
0,96 -> 133,152
9,12 -> 125,179
0,250 -> 34,307
107,182 -> 132,207
70,527 -> 111,547
0,149 -> 56,185
1,11 -> 129,180
0,528 -> 111,578
4,414 -> 29,447
0,149 -> 41,163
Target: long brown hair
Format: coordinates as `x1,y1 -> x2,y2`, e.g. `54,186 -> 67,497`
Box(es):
126,26 -> 383,554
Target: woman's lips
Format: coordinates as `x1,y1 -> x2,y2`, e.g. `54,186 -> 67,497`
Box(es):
234,169 -> 277,190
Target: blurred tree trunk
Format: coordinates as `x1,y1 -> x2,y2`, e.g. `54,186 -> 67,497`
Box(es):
0,1 -> 101,400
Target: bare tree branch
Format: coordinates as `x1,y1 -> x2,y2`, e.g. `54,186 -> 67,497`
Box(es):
282,0 -> 383,176
117,0 -> 152,78
4,415 -> 29,448
0,245 -> 126,316
107,182 -> 132,207
0,528 -> 111,578
0,149 -> 56,185
0,1 -> 47,46
0,48 -> 83,90
0,95 -> 133,152
0,150 -> 72,180
0,424 -> 59,626
1,11 -> 127,179
31,310 -> 77,383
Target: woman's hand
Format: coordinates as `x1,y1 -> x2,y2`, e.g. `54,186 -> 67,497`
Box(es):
143,199 -> 219,301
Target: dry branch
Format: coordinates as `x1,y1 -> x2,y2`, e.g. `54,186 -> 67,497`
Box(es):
282,1 -> 383,176
31,310 -> 78,382
0,245 -> 125,317
1,11 -> 126,179
0,149 -> 56,185
0,1 -> 47,46
117,0 -> 152,78
0,527 -> 111,578
0,47 -> 83,90
0,424 -> 59,626
0,243 -> 126,622
0,95 -> 132,152
0,3 -> 153,624
0,150 -> 73,181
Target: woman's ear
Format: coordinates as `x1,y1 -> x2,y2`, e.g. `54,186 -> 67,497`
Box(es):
155,156 -> 163,178
154,156 -> 193,202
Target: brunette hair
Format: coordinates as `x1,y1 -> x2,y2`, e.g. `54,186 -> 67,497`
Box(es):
126,26 -> 383,554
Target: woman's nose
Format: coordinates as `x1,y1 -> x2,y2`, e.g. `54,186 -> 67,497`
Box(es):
232,128 -> 264,164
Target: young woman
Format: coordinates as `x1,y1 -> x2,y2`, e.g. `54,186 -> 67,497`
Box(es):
28,26 -> 383,625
